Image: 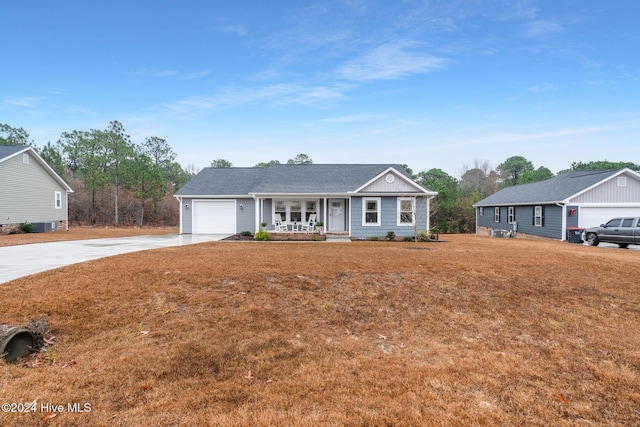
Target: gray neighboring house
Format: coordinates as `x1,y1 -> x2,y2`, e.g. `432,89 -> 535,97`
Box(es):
0,145 -> 73,234
174,164 -> 437,238
473,168 -> 640,240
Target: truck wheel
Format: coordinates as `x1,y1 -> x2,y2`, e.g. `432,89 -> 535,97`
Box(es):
586,233 -> 600,246
618,243 -> 629,249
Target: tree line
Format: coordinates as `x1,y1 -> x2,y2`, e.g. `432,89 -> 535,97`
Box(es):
2,122 -> 637,231
411,157 -> 639,233
2,122 -> 191,227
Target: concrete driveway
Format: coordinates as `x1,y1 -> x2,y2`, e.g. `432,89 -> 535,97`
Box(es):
0,234 -> 229,285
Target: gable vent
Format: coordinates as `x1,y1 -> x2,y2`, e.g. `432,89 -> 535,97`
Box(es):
617,176 -> 627,187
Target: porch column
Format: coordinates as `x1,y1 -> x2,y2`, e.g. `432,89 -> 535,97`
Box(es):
254,197 -> 261,232
323,198 -> 327,227
426,196 -> 433,231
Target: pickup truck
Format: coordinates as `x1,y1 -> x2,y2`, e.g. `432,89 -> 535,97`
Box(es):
584,217 -> 640,248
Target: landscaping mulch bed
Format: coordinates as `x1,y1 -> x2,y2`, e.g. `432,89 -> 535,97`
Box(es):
224,232 -> 326,241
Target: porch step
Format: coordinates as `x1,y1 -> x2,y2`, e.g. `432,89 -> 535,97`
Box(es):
324,234 -> 352,242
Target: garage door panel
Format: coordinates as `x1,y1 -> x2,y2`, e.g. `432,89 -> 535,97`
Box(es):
193,200 -> 236,234
579,207 -> 640,228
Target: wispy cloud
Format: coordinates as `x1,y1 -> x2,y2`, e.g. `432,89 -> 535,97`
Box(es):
528,82 -> 557,93
320,113 -> 385,123
213,24 -> 247,36
447,124 -> 620,150
522,19 -> 564,39
157,83 -> 352,118
2,96 -> 45,108
130,68 -> 211,80
337,41 -> 446,81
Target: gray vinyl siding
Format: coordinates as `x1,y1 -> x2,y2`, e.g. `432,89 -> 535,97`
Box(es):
477,204 -> 563,239
567,205 -> 579,228
351,196 -> 428,238
476,206 -> 498,229
180,198 -> 193,233
236,198 -> 255,233
0,152 -> 68,224
570,173 -> 640,203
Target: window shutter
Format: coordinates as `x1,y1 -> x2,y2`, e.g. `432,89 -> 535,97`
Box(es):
541,206 -> 545,227
532,207 -> 535,226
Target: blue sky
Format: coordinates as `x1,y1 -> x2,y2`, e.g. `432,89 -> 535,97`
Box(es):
2,0 -> 638,176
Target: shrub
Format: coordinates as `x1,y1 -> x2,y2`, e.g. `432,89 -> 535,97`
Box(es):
417,230 -> 432,242
403,236 -> 414,242
19,222 -> 34,233
240,231 -> 252,237
254,230 -> 270,241
368,236 -> 380,241
385,231 -> 396,241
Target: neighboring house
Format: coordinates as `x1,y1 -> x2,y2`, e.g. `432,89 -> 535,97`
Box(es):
174,164 -> 437,238
474,168 -> 640,240
0,145 -> 74,234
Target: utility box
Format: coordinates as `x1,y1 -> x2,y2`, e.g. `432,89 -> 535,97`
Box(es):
33,222 -> 57,233
566,227 -> 584,243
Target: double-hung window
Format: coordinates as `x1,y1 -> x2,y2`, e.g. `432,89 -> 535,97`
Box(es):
275,201 -> 286,222
534,206 -> 544,226
508,206 -> 516,224
305,201 -> 317,221
494,207 -> 500,222
398,198 -> 414,226
54,191 -> 62,209
290,201 -> 302,222
363,198 -> 380,226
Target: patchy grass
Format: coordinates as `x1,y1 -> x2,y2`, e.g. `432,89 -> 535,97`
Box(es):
1,234 -> 639,426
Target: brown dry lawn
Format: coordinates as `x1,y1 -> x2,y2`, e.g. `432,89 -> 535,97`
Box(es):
1,230 -> 639,426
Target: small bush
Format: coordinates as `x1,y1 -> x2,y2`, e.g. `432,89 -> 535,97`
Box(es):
240,231 -> 252,237
403,236 -> 414,242
417,230 -> 432,242
368,236 -> 380,241
385,231 -> 396,241
19,222 -> 34,233
254,230 -> 270,241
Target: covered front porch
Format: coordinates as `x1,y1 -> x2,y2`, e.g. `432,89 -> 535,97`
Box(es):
253,195 -> 350,235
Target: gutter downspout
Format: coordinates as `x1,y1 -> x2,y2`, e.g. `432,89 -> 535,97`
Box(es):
65,192 -> 70,231
556,202 -> 566,241
475,204 -> 478,236
176,196 -> 183,234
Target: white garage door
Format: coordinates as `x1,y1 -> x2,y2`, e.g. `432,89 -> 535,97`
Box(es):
193,200 -> 236,234
579,207 -> 640,229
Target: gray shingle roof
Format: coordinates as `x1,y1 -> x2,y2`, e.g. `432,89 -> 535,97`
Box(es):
474,170 -> 622,206
0,145 -> 27,161
175,164 -> 421,196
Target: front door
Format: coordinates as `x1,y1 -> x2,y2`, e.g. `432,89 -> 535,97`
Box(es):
329,199 -> 345,232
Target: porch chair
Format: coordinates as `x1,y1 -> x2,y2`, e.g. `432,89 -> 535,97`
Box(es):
274,214 -> 288,232
299,214 -> 316,232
